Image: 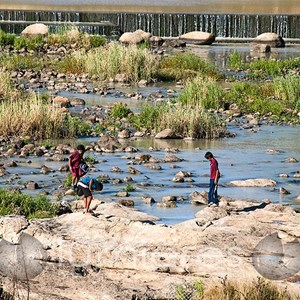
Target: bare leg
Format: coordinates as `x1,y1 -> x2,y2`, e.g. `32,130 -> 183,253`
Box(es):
86,196 -> 93,213
83,196 -> 87,213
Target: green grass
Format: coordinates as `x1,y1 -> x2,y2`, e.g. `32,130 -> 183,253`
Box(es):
0,54 -> 43,70
132,104 -> 225,139
0,188 -> 56,219
123,183 -> 136,192
178,77 -> 225,109
158,52 -> 219,81
13,36 -> 44,51
110,103 -> 132,119
228,50 -> 243,69
0,30 -> 15,46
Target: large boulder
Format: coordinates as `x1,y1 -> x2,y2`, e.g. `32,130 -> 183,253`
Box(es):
119,29 -> 152,44
52,96 -> 70,108
179,31 -> 215,45
21,23 -> 48,38
253,32 -> 285,48
155,129 -> 181,139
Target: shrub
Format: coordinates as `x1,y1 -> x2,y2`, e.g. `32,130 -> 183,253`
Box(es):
0,188 -> 56,219
13,36 -> 44,51
110,103 -> 132,119
123,183 -> 136,192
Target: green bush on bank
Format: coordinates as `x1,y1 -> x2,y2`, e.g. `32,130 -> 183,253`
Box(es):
0,189 -> 56,219
0,30 -> 15,46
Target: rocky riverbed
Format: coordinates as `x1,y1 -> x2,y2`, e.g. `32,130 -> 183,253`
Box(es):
0,198 -> 299,299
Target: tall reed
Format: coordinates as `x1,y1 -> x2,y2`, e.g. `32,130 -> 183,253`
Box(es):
0,93 -> 77,139
178,77 -> 225,109
83,43 -> 158,82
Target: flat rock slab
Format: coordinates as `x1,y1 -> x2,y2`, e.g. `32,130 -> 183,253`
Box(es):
229,178 -> 277,187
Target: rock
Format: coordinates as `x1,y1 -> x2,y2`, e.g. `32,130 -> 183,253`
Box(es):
279,174 -> 289,178
118,199 -> 135,207
142,197 -> 155,205
128,167 -> 142,175
21,23 -> 48,37
114,73 -> 129,83
40,165 -> 54,174
195,206 -> 228,226
138,80 -> 148,87
65,189 -> 76,196
279,187 -> 290,195
0,215 -> 28,242
134,131 -> 145,138
190,191 -> 208,205
293,172 -> 300,178
180,31 -> 215,45
52,96 -> 70,108
26,181 -> 39,190
0,198 -> 299,299
250,43 -> 271,53
56,201 -> 72,216
124,177 -> 133,182
155,129 -> 180,139
71,199 -> 103,211
118,129 -> 131,139
162,196 -> 177,203
228,178 -> 277,187
116,191 -> 129,197
70,98 -> 86,106
149,157 -> 163,163
119,30 -> 151,44
172,177 -> 184,183
4,161 -> 17,167
162,39 -> 186,48
0,168 -> 8,177
165,155 -> 182,163
125,146 -> 138,153
254,32 -> 285,48
285,157 -> 298,163
157,202 -> 177,208
149,36 -> 164,46
135,154 -> 151,161
113,179 -> 123,185
296,195 -> 300,202
111,167 -> 122,173
34,148 -> 45,156
176,171 -> 191,178
95,202 -> 159,221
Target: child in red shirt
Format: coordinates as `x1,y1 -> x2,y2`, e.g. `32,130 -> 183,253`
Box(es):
68,144 -> 85,189
205,151 -> 220,206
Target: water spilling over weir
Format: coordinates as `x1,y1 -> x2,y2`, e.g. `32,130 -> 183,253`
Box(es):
1,10 -> 300,38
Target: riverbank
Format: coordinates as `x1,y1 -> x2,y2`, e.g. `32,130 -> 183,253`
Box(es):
0,198 -> 299,299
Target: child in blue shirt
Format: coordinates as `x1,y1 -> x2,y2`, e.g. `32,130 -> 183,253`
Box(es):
77,176 -> 103,214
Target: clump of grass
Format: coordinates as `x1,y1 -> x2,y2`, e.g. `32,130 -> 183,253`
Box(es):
123,183 -> 136,192
178,77 -> 225,109
0,30 -> 15,46
110,103 -> 132,119
173,277 -> 298,300
55,54 -> 85,74
228,50 -> 243,69
0,93 -> 78,139
0,72 -> 19,101
0,54 -> 42,70
158,52 -> 219,81
64,173 -> 72,188
225,81 -> 284,116
0,188 -> 56,219
84,43 -> 158,83
13,36 -> 44,51
273,74 -> 300,111
156,105 -> 225,139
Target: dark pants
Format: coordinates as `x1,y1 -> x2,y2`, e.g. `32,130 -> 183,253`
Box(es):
208,179 -> 218,204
